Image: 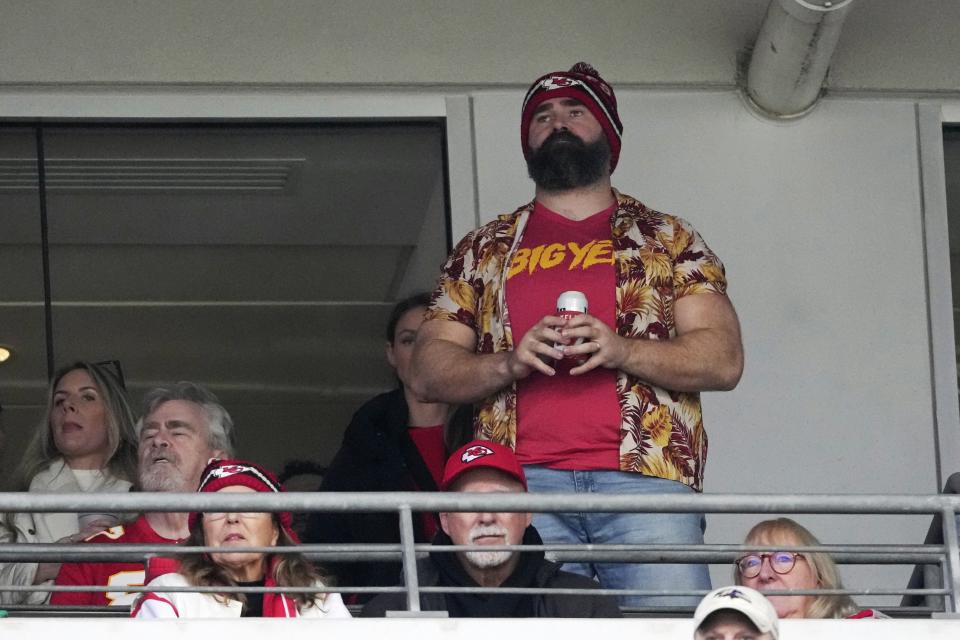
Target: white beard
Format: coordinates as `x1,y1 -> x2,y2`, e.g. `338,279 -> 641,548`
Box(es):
465,549 -> 513,568
463,524 -> 514,569
139,460 -> 189,492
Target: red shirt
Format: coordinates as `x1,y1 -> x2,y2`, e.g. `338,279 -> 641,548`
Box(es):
505,200 -> 621,470
408,425 -> 446,489
51,515 -> 181,607
408,424 -> 446,539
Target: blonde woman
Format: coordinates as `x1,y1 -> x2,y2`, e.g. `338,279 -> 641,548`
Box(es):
1,361 -> 137,605
735,518 -> 884,619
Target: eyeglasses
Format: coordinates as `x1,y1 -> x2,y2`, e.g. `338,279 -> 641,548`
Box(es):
736,551 -> 803,578
202,512 -> 270,522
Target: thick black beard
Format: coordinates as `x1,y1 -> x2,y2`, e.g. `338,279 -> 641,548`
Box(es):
526,131 -> 611,192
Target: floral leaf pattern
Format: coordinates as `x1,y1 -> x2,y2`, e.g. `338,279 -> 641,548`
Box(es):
426,190 -> 726,492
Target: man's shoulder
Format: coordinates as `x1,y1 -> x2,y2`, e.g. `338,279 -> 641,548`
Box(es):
465,202 -> 532,238
82,515 -> 151,544
614,189 -> 707,236
535,561 -> 623,618
614,190 -> 674,222
82,524 -> 132,544
538,562 -> 601,589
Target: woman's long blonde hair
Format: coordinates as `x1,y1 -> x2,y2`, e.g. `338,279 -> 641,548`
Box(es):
735,517 -> 858,619
11,361 -> 138,490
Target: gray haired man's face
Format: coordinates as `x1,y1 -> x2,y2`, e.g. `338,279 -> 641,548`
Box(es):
138,400 -> 223,491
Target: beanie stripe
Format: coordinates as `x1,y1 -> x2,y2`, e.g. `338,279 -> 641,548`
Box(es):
522,77 -> 621,143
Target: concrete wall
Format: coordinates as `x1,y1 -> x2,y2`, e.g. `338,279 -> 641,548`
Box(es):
472,88 -> 948,598
2,1 -> 960,92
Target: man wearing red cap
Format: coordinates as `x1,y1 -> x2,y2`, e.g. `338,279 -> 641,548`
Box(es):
361,440 -> 620,617
411,63 -> 743,607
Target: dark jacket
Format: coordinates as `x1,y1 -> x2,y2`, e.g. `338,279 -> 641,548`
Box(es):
361,527 -> 621,618
304,389 -> 471,595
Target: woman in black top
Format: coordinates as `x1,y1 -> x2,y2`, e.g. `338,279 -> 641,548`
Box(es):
304,293 -> 472,600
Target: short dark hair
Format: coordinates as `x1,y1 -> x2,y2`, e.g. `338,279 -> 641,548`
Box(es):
385,292 -> 432,344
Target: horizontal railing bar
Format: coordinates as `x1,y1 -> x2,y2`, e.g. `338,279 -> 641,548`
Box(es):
0,542 -> 945,563
1,491 -> 959,513
0,584 -> 404,594
2,583 -> 948,598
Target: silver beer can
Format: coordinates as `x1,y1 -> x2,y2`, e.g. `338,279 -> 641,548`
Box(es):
556,290 -> 588,318
555,291 -> 588,359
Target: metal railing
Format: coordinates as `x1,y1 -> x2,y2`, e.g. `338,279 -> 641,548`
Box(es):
2,491 -> 959,616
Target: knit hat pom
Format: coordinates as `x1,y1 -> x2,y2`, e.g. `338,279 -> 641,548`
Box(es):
569,61 -> 599,77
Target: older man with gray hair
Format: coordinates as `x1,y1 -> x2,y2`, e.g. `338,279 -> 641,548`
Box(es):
362,440 -> 620,617
51,382 -> 235,607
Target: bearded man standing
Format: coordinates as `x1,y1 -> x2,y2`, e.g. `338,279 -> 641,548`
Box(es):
410,62 -> 743,607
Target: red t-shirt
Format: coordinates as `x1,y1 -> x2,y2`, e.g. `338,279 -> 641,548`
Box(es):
408,425 -> 445,539
505,200 -> 621,470
51,515 -> 181,607
408,425 -> 446,488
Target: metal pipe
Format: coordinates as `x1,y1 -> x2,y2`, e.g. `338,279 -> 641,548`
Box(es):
2,542 -> 942,564
397,505 -> 421,613
745,0 -> 855,117
942,506 -> 960,613
1,491 -> 956,613
2,490 -> 958,514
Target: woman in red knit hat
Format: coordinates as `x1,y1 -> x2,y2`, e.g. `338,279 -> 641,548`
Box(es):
133,459 -> 350,618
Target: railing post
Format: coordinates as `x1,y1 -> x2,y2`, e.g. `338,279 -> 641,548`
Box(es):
941,506 -> 960,614
398,505 -> 421,612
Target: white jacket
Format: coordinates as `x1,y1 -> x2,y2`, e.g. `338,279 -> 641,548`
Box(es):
0,458 -> 132,605
133,573 -> 352,619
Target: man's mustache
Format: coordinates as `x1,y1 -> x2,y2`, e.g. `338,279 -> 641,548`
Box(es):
541,130 -> 585,148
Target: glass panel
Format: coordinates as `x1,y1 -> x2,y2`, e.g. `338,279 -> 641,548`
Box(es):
946,126 -> 960,403
0,126 -> 49,487
40,122 -> 448,472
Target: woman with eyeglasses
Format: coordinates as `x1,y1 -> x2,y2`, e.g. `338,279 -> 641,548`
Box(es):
734,518 -> 884,619
133,458 -> 350,618
0,361 -> 138,606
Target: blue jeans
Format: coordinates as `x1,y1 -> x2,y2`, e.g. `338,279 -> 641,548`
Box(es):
523,465 -> 711,609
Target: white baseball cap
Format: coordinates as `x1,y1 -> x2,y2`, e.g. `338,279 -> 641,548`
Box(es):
694,586 -> 779,639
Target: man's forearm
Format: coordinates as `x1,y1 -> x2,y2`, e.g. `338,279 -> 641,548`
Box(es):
617,328 -> 743,392
410,339 -> 515,404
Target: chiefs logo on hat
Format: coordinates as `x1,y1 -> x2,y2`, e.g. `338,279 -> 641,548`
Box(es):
538,76 -> 577,90
209,464 -> 247,478
462,445 -> 495,463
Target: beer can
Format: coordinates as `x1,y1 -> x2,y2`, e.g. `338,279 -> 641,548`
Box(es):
556,290 -> 588,318
555,291 -> 588,359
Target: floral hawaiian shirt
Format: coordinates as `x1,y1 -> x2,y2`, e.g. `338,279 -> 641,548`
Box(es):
426,190 -> 727,491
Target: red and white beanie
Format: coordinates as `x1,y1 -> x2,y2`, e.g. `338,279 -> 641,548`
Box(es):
521,61 -> 624,173
188,458 -> 298,542
441,440 -> 527,491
